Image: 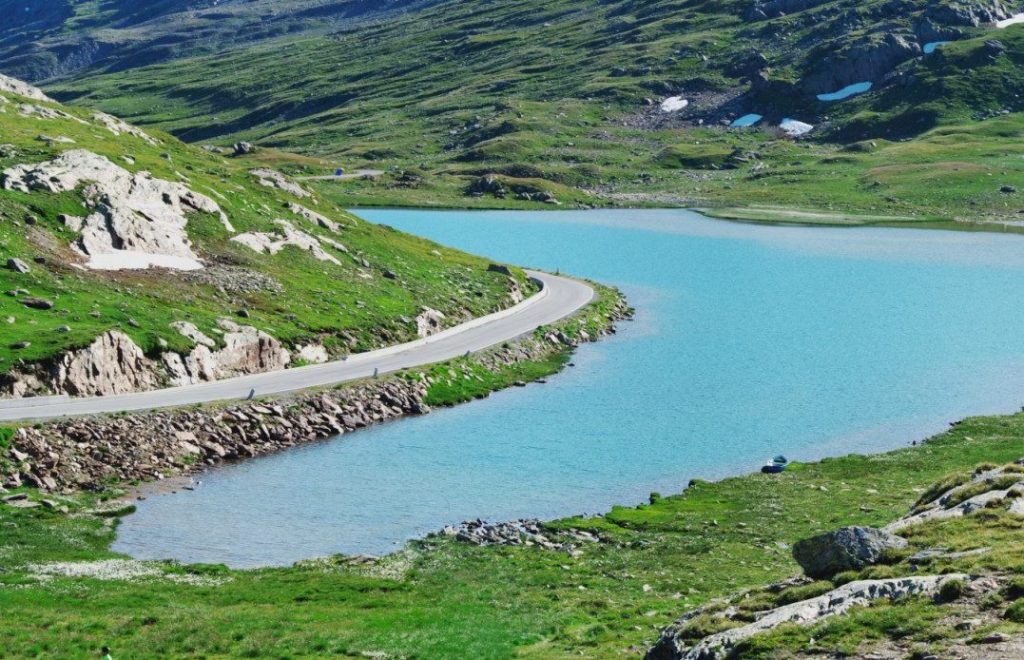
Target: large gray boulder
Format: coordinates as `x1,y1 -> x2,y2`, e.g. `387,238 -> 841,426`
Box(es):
792,526 -> 907,579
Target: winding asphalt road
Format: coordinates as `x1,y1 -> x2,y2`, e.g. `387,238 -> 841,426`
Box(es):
297,169 -> 385,181
0,272 -> 594,422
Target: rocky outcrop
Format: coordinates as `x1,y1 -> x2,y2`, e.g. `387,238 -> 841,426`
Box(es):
1,150 -> 232,271
51,331 -> 159,397
885,464 -> 1024,532
0,73 -> 52,101
250,168 -> 310,198
745,0 -> 832,20
792,526 -> 907,578
649,575 -> 967,660
91,111 -> 160,146
231,220 -> 341,265
213,319 -> 291,376
164,318 -> 291,385
925,1 -> 1015,26
1,331 -> 160,398
170,321 -> 215,348
416,307 -> 446,337
440,518 -> 600,552
16,103 -> 85,123
288,202 -> 342,232
802,32 -> 921,95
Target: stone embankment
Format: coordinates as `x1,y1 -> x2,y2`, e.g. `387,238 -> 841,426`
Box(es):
2,294 -> 631,492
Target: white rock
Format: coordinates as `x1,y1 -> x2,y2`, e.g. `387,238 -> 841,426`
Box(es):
170,321 -> 216,348
288,202 -> 341,232
416,308 -> 446,338
2,150 -> 231,271
658,575 -> 967,660
52,330 -> 158,397
0,74 -> 52,101
297,344 -> 329,364
17,103 -> 86,123
92,111 -> 160,145
211,319 -> 291,376
231,220 -> 341,265
249,168 -> 310,198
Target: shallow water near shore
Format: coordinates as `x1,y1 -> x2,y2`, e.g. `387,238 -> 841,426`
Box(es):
115,209 -> 1024,567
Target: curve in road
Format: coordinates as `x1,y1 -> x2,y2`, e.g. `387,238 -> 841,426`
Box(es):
0,271 -> 594,422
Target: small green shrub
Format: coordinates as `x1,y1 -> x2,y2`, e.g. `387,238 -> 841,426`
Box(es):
1003,576 -> 1024,601
1004,599 -> 1024,623
937,578 -> 966,603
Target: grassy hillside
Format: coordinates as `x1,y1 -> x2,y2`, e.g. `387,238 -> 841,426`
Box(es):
0,81 -> 529,386
0,398 -> 1022,656
12,0 -> 1020,222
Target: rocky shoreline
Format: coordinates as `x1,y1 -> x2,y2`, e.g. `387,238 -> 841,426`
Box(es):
2,290 -> 631,493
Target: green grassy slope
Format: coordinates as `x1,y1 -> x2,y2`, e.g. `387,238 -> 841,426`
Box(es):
0,83 -> 529,385
19,0 -> 1020,221
0,401 -> 1021,656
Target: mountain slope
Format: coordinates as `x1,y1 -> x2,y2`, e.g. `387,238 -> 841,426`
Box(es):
19,0 -> 1024,223
0,74 -> 529,398
0,0 -> 434,82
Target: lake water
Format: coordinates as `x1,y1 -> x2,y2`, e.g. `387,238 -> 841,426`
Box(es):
817,81 -> 872,102
115,209 -> 1024,567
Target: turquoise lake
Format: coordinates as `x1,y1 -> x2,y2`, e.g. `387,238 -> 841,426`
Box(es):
115,209 -> 1024,567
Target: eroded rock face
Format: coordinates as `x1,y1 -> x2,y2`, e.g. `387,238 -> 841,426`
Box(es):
649,574 -> 967,660
231,220 -> 341,265
792,526 -> 907,579
416,307 -> 446,337
211,319 -> 291,377
164,319 -> 291,384
1,150 -> 233,271
802,32 -> 921,95
0,74 -> 52,101
51,330 -> 158,397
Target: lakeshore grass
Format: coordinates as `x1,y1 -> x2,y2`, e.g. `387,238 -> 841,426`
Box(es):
1,400 -> 1022,657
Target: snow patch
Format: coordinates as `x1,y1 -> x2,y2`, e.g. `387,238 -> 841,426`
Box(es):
660,96 -> 689,112
780,118 -> 814,136
996,12 -> 1024,28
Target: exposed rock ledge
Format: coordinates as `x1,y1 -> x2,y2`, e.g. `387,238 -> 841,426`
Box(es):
0,319 -> 295,399
0,73 -> 52,101
2,294 -> 631,492
648,574 -> 967,660
1,150 -> 233,270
